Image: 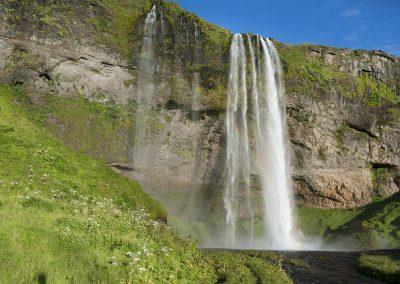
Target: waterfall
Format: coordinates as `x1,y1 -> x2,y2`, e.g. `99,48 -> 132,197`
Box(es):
258,37 -> 294,249
224,34 -> 298,249
191,22 -> 201,121
224,34 -> 253,246
133,5 -> 157,172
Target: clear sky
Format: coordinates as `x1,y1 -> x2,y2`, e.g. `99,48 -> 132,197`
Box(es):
172,0 -> 400,56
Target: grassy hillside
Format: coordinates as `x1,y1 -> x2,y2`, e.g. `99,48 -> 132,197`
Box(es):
296,192 -> 400,249
327,192 -> 400,249
0,84 -> 213,282
0,84 -> 291,282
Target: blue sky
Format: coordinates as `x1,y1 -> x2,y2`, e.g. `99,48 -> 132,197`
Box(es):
172,0 -> 400,56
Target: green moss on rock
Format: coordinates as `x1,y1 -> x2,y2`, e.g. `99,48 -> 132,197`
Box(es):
357,74 -> 399,107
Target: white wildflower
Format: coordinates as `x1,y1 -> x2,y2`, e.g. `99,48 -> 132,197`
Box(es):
109,256 -> 119,266
41,173 -> 49,182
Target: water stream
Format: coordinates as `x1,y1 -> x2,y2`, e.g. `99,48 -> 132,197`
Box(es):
191,22 -> 201,121
133,7 -> 306,250
133,5 -> 157,173
224,34 -> 253,246
224,34 -> 301,249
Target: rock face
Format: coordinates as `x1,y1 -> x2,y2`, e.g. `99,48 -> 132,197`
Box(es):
285,45 -> 400,208
0,1 -> 399,213
0,37 -> 137,103
309,46 -> 399,83
287,89 -> 400,208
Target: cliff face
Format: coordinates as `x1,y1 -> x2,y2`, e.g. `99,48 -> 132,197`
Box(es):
280,44 -> 400,208
0,0 -> 399,214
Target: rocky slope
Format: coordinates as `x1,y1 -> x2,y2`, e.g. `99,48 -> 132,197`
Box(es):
0,0 -> 399,221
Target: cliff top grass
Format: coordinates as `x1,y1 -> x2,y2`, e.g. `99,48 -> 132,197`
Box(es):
0,0 -> 231,59
278,43 -> 399,109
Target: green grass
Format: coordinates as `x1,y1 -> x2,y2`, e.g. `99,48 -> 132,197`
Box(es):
277,44 -> 354,99
298,192 -> 400,249
297,207 -> 361,237
11,85 -> 136,164
357,74 -> 399,107
326,192 -> 400,249
358,254 -> 400,283
207,251 -> 292,284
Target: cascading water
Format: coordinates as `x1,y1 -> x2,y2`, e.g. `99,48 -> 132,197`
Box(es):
191,22 -> 201,121
224,33 -> 300,249
132,7 -> 309,250
133,5 -> 157,172
259,37 -> 294,249
224,34 -> 253,246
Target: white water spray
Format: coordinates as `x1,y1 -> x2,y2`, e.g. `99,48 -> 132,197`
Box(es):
133,5 -> 157,171
224,34 -> 300,249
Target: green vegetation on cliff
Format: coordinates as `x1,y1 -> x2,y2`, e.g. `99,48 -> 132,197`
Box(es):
277,44 -> 354,99
278,43 -> 399,110
0,0 -> 154,58
12,86 -> 136,164
357,74 -> 399,107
